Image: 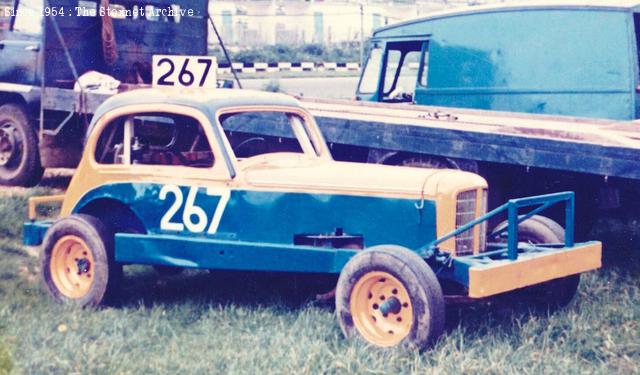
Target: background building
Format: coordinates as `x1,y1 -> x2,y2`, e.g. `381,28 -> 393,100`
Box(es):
209,0 -> 506,47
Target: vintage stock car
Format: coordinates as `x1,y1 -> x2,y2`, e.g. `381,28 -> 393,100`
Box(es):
23,88 -> 602,349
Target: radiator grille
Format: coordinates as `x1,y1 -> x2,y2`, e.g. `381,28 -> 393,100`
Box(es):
455,190 -> 477,256
455,189 -> 488,255
479,189 -> 488,252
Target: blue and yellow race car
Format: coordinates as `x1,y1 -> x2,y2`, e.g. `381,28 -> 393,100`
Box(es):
24,88 -> 601,349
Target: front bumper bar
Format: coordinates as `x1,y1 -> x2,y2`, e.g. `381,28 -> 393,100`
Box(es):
427,191 -> 601,298
465,241 -> 601,298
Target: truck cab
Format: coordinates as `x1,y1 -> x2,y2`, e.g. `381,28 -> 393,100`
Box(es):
0,0 -> 208,186
0,0 -> 42,87
356,1 -> 640,121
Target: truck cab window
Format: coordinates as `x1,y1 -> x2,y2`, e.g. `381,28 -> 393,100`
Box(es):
419,47 -> 430,87
357,46 -> 383,94
12,0 -> 43,34
0,5 -> 10,31
635,14 -> 640,79
381,41 -> 425,103
383,50 -> 402,93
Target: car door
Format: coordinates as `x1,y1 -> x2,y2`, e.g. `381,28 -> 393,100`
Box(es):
78,105 -> 234,240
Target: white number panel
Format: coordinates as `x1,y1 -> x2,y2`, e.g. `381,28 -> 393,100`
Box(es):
152,55 -> 218,88
159,185 -> 230,234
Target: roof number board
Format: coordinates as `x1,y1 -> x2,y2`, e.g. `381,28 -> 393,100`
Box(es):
152,55 -> 218,88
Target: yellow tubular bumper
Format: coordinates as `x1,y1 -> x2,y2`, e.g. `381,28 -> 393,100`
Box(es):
468,241 -> 602,298
28,195 -> 65,220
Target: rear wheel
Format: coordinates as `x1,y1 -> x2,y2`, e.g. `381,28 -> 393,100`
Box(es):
336,245 -> 444,349
492,215 -> 580,309
0,103 -> 43,186
41,214 -> 122,307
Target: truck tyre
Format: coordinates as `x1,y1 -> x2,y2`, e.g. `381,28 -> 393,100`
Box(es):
491,215 -> 580,309
401,155 -> 452,169
336,245 -> 445,350
491,214 -> 565,244
400,155 -> 479,173
0,103 -> 43,186
41,214 -> 122,307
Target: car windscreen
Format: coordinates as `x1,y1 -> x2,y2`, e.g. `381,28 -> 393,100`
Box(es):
219,111 -> 316,159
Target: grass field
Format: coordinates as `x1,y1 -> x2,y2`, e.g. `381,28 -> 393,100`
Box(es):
0,189 -> 638,374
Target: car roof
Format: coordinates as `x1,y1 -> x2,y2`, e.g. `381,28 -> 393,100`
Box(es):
89,88 -> 302,134
375,0 -> 640,35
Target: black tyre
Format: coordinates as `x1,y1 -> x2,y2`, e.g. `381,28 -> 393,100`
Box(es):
492,215 -> 580,309
41,214 -> 122,307
522,273 -> 580,310
336,245 -> 445,350
0,103 -> 43,186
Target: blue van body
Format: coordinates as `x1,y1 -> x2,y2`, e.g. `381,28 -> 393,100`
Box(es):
356,2 -> 640,120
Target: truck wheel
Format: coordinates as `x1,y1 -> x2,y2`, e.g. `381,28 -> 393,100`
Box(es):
41,214 -> 122,307
492,215 -> 580,309
491,214 -> 565,244
401,156 -> 452,169
336,245 -> 445,350
400,155 -> 479,173
0,103 -> 43,186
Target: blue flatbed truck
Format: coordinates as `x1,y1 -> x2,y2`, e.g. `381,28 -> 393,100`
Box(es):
0,0 -> 639,241
314,1 -> 640,238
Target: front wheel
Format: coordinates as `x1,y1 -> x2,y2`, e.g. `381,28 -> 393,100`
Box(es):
41,214 -> 122,307
336,245 -> 445,350
0,103 -> 43,186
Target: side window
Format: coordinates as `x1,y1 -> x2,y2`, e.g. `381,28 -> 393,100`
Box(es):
219,111 -> 313,159
12,0 -> 43,34
94,112 -> 214,168
95,118 -> 125,164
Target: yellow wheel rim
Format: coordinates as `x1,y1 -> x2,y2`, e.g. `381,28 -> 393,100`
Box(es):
350,271 -> 413,347
50,235 -> 95,299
